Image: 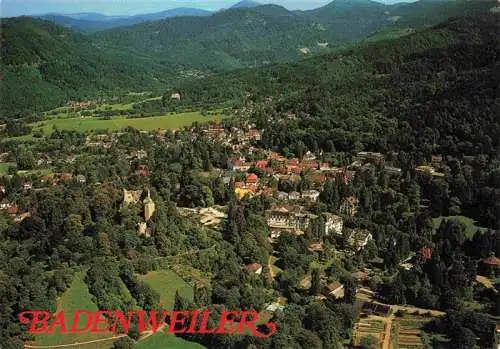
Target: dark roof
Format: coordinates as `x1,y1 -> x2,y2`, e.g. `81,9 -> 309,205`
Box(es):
362,302 -> 391,315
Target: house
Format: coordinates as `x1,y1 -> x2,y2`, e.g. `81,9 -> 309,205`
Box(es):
7,205 -> 18,216
245,129 -> 261,141
300,161 -> 319,170
246,173 -> 259,184
123,189 -> 143,205
0,198 -> 11,210
59,173 -> 73,183
268,152 -> 286,162
323,213 -> 343,236
235,187 -> 255,200
23,181 -> 33,191
136,165 -> 149,177
255,160 -> 269,169
340,197 -> 359,216
323,282 -> 344,300
311,172 -> 327,184
479,255 -> 500,277
276,191 -> 289,201
344,229 -> 373,252
415,165 -> 444,177
76,175 -> 86,184
288,191 -> 301,201
351,271 -> 369,282
266,205 -> 317,235
171,92 -> 181,100
303,151 -> 316,161
0,185 -> 5,194
308,243 -> 324,253
301,190 -> 320,202
229,158 -> 252,172
247,263 -> 263,275
384,166 -> 402,176
356,152 -> 385,165
320,163 -> 332,171
431,155 -> 443,166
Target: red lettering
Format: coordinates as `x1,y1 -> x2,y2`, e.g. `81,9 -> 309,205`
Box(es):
168,311 -> 189,334
256,320 -> 277,338
48,311 -> 67,334
109,311 -> 135,334
186,310 -> 200,334
25,311 -> 51,334
70,311 -> 94,333
198,310 -> 217,334
217,311 -> 239,334
91,311 -> 112,333
137,310 -> 169,333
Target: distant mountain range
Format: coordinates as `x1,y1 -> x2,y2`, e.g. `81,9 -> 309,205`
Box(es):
36,7 -> 213,33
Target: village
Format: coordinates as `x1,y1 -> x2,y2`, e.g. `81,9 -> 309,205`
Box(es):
1,117 -> 499,349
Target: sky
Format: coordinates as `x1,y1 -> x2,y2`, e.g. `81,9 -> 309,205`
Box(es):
1,0 -> 416,17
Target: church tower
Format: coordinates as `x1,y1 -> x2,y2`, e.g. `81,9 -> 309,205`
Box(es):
143,189 -> 155,221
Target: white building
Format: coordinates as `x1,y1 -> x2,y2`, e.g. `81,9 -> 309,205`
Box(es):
323,213 -> 343,236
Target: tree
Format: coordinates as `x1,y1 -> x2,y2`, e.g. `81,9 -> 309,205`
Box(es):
359,335 -> 378,349
112,337 -> 135,349
311,268 -> 322,295
343,277 -> 357,304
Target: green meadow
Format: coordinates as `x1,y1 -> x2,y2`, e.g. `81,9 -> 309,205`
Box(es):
433,215 -> 488,238
136,331 -> 206,349
138,270 -> 194,310
31,111 -> 224,135
32,272 -> 116,349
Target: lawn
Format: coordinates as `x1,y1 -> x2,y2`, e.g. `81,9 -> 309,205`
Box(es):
32,272 -> 116,349
432,215 -> 488,238
30,111 -> 226,135
0,162 -> 16,174
138,270 -> 194,310
136,331 -> 206,349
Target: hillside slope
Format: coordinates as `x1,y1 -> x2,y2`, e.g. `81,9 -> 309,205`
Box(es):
166,13 -> 499,159
92,0 -> 496,73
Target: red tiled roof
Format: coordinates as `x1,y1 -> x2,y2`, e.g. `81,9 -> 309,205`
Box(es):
482,256 -> 500,266
7,206 -> 18,215
247,173 -> 258,182
247,263 -> 262,272
256,160 -> 268,168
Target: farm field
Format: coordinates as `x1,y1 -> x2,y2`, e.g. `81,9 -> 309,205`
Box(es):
31,272 -> 116,349
30,112 -> 225,135
353,316 -> 385,348
138,270 -> 194,310
391,315 -> 440,349
432,215 -> 488,238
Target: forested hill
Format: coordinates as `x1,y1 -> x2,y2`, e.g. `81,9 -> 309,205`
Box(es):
168,14 -> 500,162
0,17 -> 168,120
91,0 -> 496,71
165,13 -> 499,109
91,4 -> 334,70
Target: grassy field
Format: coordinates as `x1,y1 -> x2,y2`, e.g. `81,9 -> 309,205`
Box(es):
432,215 -> 488,238
32,272 -> 115,349
136,331 -> 206,349
31,111 -> 224,135
0,162 -> 16,174
138,270 -> 194,310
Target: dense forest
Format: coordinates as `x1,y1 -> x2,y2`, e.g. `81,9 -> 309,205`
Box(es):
1,0 -> 496,119
1,3 -> 500,349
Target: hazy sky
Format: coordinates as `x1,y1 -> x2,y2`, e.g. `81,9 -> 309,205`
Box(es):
1,0 -> 416,17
